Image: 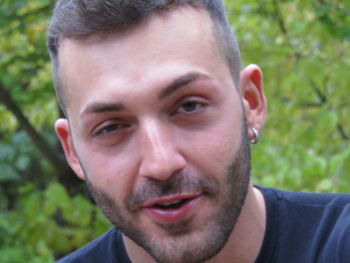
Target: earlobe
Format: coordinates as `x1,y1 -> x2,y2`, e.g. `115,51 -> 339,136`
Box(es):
55,118 -> 86,180
239,64 -> 267,141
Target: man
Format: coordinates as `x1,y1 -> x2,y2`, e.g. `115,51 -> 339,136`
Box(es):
48,0 -> 350,262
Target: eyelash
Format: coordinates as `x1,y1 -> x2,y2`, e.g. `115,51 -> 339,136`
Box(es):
174,98 -> 207,115
93,123 -> 129,137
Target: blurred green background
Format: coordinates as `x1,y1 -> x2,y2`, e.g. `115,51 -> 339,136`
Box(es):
0,0 -> 349,261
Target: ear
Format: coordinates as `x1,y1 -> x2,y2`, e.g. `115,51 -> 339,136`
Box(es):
239,64 -> 267,140
55,118 -> 86,180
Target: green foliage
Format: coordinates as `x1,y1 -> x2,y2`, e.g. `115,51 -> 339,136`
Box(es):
0,0 -> 57,196
0,0 -> 349,261
0,182 -> 110,263
0,1 -> 111,261
226,0 -> 350,192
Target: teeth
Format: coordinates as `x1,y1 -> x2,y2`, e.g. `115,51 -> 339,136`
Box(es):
157,199 -> 182,206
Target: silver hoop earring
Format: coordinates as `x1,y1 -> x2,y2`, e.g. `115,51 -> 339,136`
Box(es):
250,127 -> 260,144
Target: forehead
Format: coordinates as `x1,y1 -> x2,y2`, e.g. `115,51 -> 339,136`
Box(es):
58,7 -> 230,117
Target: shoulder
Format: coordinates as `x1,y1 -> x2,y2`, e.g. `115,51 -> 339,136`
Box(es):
257,186 -> 350,262
260,186 -> 350,235
56,228 -> 130,263
260,186 -> 350,209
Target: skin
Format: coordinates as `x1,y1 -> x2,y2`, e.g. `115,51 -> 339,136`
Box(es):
55,7 -> 267,263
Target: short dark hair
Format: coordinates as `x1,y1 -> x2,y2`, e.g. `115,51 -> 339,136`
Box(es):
47,0 -> 241,112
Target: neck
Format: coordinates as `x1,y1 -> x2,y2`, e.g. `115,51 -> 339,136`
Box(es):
205,184 -> 266,263
124,184 -> 266,263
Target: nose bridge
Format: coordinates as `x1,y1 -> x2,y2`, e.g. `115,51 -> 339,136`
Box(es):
138,118 -> 185,180
144,119 -> 169,161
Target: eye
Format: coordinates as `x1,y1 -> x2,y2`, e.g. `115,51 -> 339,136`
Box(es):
177,100 -> 206,114
93,122 -> 129,137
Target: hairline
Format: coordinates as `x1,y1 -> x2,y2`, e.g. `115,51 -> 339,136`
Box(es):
50,5 -> 241,116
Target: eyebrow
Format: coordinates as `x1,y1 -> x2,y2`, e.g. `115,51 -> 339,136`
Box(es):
81,72 -> 208,117
81,102 -> 125,117
158,72 -> 208,99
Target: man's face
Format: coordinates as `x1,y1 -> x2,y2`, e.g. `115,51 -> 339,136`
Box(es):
57,8 -> 251,263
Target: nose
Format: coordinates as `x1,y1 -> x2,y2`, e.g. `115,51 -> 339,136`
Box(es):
138,120 -> 186,181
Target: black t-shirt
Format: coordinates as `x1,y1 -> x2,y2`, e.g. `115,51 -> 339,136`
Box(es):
56,228 -> 131,263
256,187 -> 350,263
57,187 -> 350,263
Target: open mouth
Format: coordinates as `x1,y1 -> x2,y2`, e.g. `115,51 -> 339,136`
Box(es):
144,195 -> 200,223
153,198 -> 192,210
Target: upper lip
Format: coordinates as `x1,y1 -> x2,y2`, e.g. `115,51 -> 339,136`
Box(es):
143,193 -> 200,208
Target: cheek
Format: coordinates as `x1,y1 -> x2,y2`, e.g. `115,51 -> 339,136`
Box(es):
184,118 -> 242,174
77,145 -> 138,201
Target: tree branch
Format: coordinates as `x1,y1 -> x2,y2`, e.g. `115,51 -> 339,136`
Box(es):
271,0 -> 302,60
0,82 -> 68,174
272,0 -> 288,36
337,123 -> 349,141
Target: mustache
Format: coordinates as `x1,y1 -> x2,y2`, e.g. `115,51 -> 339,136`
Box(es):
127,172 -> 220,211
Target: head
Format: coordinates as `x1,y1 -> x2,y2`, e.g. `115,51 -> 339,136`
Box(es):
48,1 -> 266,263
48,0 -> 241,113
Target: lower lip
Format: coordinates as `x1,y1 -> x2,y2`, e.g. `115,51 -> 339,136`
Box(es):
145,197 -> 199,223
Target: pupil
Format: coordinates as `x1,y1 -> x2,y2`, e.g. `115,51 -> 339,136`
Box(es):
183,102 -> 196,112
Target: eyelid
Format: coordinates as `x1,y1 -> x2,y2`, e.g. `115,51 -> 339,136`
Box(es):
173,96 -> 208,113
92,119 -> 130,137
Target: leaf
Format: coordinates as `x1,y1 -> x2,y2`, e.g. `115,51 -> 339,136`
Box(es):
0,164 -> 20,182
45,183 -> 72,211
328,147 -> 350,176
